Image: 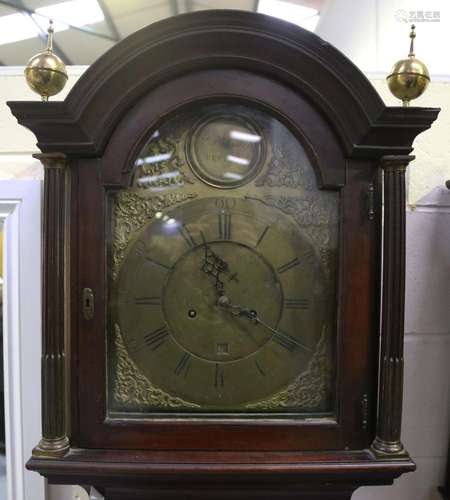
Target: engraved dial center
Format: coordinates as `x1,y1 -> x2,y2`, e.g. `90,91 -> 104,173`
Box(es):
163,241 -> 282,363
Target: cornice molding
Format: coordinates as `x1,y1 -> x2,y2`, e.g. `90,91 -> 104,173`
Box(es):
7,10 -> 439,158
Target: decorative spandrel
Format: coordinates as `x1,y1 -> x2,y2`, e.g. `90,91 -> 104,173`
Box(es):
107,104 -> 339,416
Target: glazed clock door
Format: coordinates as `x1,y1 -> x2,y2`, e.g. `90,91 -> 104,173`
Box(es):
109,103 -> 337,414
75,70 -> 375,452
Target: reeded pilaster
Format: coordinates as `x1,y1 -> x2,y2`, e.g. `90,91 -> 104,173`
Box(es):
33,153 -> 70,458
372,155 -> 414,456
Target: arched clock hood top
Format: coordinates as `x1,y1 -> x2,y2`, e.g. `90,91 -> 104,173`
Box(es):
8,9 -> 439,157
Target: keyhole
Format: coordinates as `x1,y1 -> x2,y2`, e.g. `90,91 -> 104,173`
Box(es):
82,288 -> 94,320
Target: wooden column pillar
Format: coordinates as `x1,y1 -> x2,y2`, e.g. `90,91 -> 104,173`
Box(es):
33,153 -> 70,458
372,155 -> 414,456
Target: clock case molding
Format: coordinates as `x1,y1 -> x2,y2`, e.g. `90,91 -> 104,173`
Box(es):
8,10 -> 439,500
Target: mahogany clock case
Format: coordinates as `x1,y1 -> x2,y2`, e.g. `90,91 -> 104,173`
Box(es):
75,69 -> 363,451
7,9 -> 439,500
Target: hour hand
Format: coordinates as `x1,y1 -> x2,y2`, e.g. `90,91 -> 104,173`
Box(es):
201,244 -> 229,275
200,244 -> 230,295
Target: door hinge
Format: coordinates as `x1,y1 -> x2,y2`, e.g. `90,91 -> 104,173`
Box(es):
82,287 -> 94,320
367,183 -> 375,220
361,393 -> 369,430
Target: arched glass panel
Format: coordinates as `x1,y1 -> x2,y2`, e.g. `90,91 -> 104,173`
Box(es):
107,103 -> 339,417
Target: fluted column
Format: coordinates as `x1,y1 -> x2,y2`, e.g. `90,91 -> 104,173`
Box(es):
33,153 -> 70,458
372,155 -> 414,456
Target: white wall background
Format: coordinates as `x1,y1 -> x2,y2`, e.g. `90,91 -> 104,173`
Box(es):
0,180 -> 43,500
316,0 -> 450,76
0,1 -> 449,498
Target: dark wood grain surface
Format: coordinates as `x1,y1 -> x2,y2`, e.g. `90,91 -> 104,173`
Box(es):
28,448 -> 415,499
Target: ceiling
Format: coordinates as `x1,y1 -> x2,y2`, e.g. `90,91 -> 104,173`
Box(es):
0,0 -> 325,66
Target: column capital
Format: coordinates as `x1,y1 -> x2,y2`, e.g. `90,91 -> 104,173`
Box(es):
33,152 -> 67,169
380,155 -> 415,171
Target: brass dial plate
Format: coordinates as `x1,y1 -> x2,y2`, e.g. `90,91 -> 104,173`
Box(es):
113,197 -> 328,409
108,103 -> 339,416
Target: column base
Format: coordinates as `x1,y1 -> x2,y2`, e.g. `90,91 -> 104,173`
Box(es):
371,437 -> 408,457
32,436 -> 70,459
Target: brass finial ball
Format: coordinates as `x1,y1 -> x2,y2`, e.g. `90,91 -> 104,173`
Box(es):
387,25 -> 430,106
24,20 -> 68,101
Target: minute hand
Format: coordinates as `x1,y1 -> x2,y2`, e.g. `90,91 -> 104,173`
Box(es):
217,296 -> 311,352
253,315 -> 311,352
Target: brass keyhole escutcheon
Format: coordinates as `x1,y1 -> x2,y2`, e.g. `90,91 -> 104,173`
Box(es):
82,288 -> 94,320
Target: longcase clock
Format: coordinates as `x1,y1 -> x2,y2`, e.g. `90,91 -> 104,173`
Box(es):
8,10 -> 439,500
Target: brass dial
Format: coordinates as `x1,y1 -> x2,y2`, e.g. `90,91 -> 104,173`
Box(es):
113,197 -> 328,409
